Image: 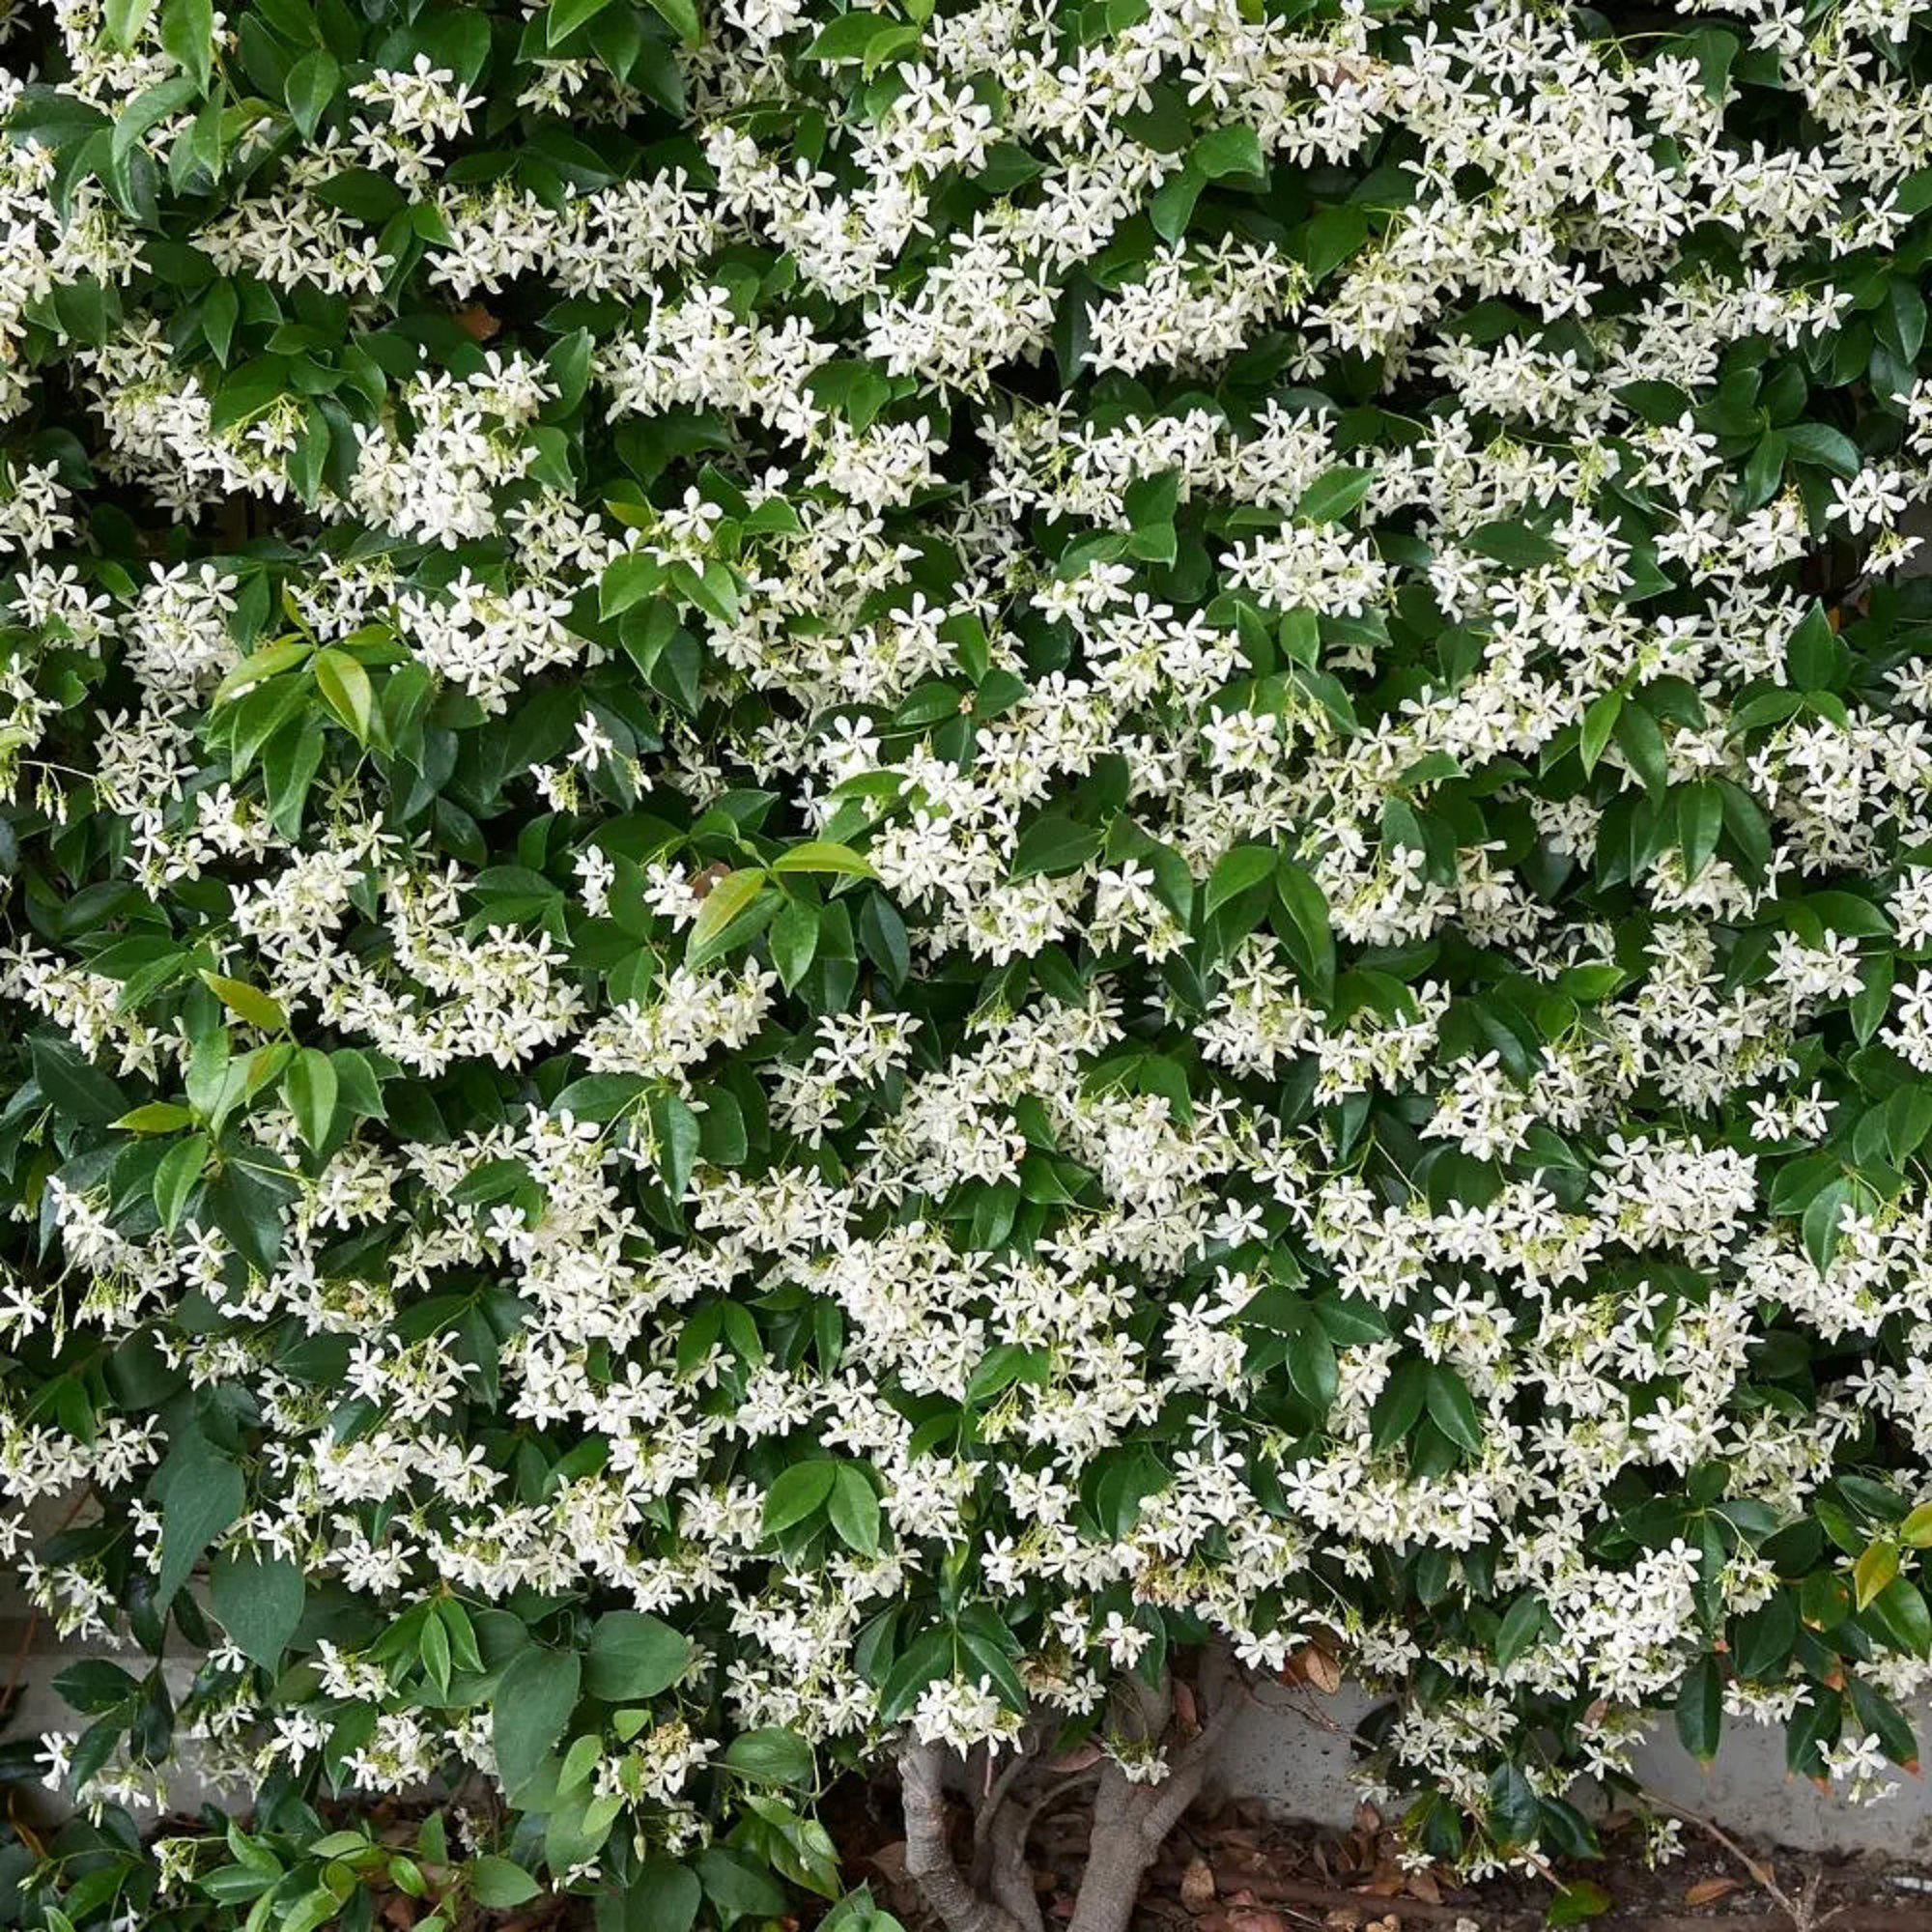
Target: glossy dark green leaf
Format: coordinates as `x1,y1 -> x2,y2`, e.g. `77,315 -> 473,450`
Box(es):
1674,1654 -> 1723,1761
493,1649 -> 582,1798
209,1550 -> 304,1668
763,1460 -> 837,1535
156,1452 -> 244,1607
584,1611 -> 690,1701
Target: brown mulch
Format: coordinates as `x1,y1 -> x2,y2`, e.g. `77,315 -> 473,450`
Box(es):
824,1776 -> 1932,1932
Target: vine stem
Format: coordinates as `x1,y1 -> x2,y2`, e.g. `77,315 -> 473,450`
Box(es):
1640,1789 -> 1844,1932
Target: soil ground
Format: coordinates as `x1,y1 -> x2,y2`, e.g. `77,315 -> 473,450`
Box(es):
820,1776 -> 1932,1932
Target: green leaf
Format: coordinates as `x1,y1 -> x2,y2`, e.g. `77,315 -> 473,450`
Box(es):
1732,1591 -> 1798,1680
1725,687 -> 1804,736
695,1847 -> 788,1920
314,648 -> 374,741
112,74 -> 198,160
1295,466 -> 1375,525
1150,167 -> 1203,243
1855,1540 -> 1899,1611
1284,1321 -> 1337,1411
284,1047 -> 338,1152
1676,781 -> 1722,881
771,839 -> 876,879
696,1086 -> 748,1166
1804,889 -> 1891,938
159,0 -> 213,86
859,890 -> 910,987
1578,691 -> 1621,777
469,1858 -> 542,1908
52,1660 -> 140,1714
1802,1176 -> 1852,1275
1785,601 -> 1838,691
1370,1357 -> 1427,1453
154,1132 -> 211,1233
1546,1879 -> 1614,1925
156,1452 -> 244,1606
1423,1364 -> 1483,1454
421,1606 -> 452,1691
208,1550 -> 304,1668
104,0 -> 156,46
584,1611 -> 690,1701
1886,277 -> 1928,363
1784,1690 -> 1840,1777
1009,812 -> 1104,881
327,1046 -> 384,1122
1849,1676 -> 1919,1771
200,278 -> 239,362
558,1733 -> 600,1791
30,1036 -> 129,1126
548,0 -> 619,42
1486,1761 -> 1540,1847
615,1863 -> 701,1932
1612,703 -> 1667,792
553,1073 -> 648,1122
1495,1594 -> 1546,1673
828,1463 -> 881,1554
1205,844 -> 1275,917
966,1344 -> 1050,1405
213,638 -> 311,705
493,1648 -> 582,1798
1273,859 -> 1335,995
280,1889 -> 342,1932
1467,520 -> 1561,569
723,1727 -> 815,1791
770,896 -> 819,990
687,867 -> 769,964
450,1155 -> 538,1213
113,1100 -> 194,1134
1673,24 -> 1737,99
1192,123 -> 1264,180
1784,421 -> 1861,478
199,971 -> 286,1032
283,48 -> 339,138
206,1161 -> 293,1275
1675,1654 -> 1722,1761
1555,963 -> 1621,1002
601,553 -> 662,618
806,11 -> 902,58
763,1460 -> 837,1535
1851,952 -> 1894,1046
649,1087 -> 701,1199
642,0 -> 702,43
1868,1577 -> 1932,1659
1296,202 -> 1368,279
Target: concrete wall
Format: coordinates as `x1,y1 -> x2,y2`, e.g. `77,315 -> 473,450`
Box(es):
1218,1682 -> 1932,1858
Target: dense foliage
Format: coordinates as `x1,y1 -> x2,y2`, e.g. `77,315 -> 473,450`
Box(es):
7,0 -> 1932,1920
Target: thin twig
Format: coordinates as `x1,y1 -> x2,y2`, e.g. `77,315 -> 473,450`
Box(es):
1640,1790 -> 1845,1932
1245,1877 -> 1521,1924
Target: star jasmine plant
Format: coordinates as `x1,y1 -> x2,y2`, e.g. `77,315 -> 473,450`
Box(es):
4,0 -> 1932,1927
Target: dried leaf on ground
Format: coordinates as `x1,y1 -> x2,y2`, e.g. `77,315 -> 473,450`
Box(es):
1683,1874 -> 1746,1905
